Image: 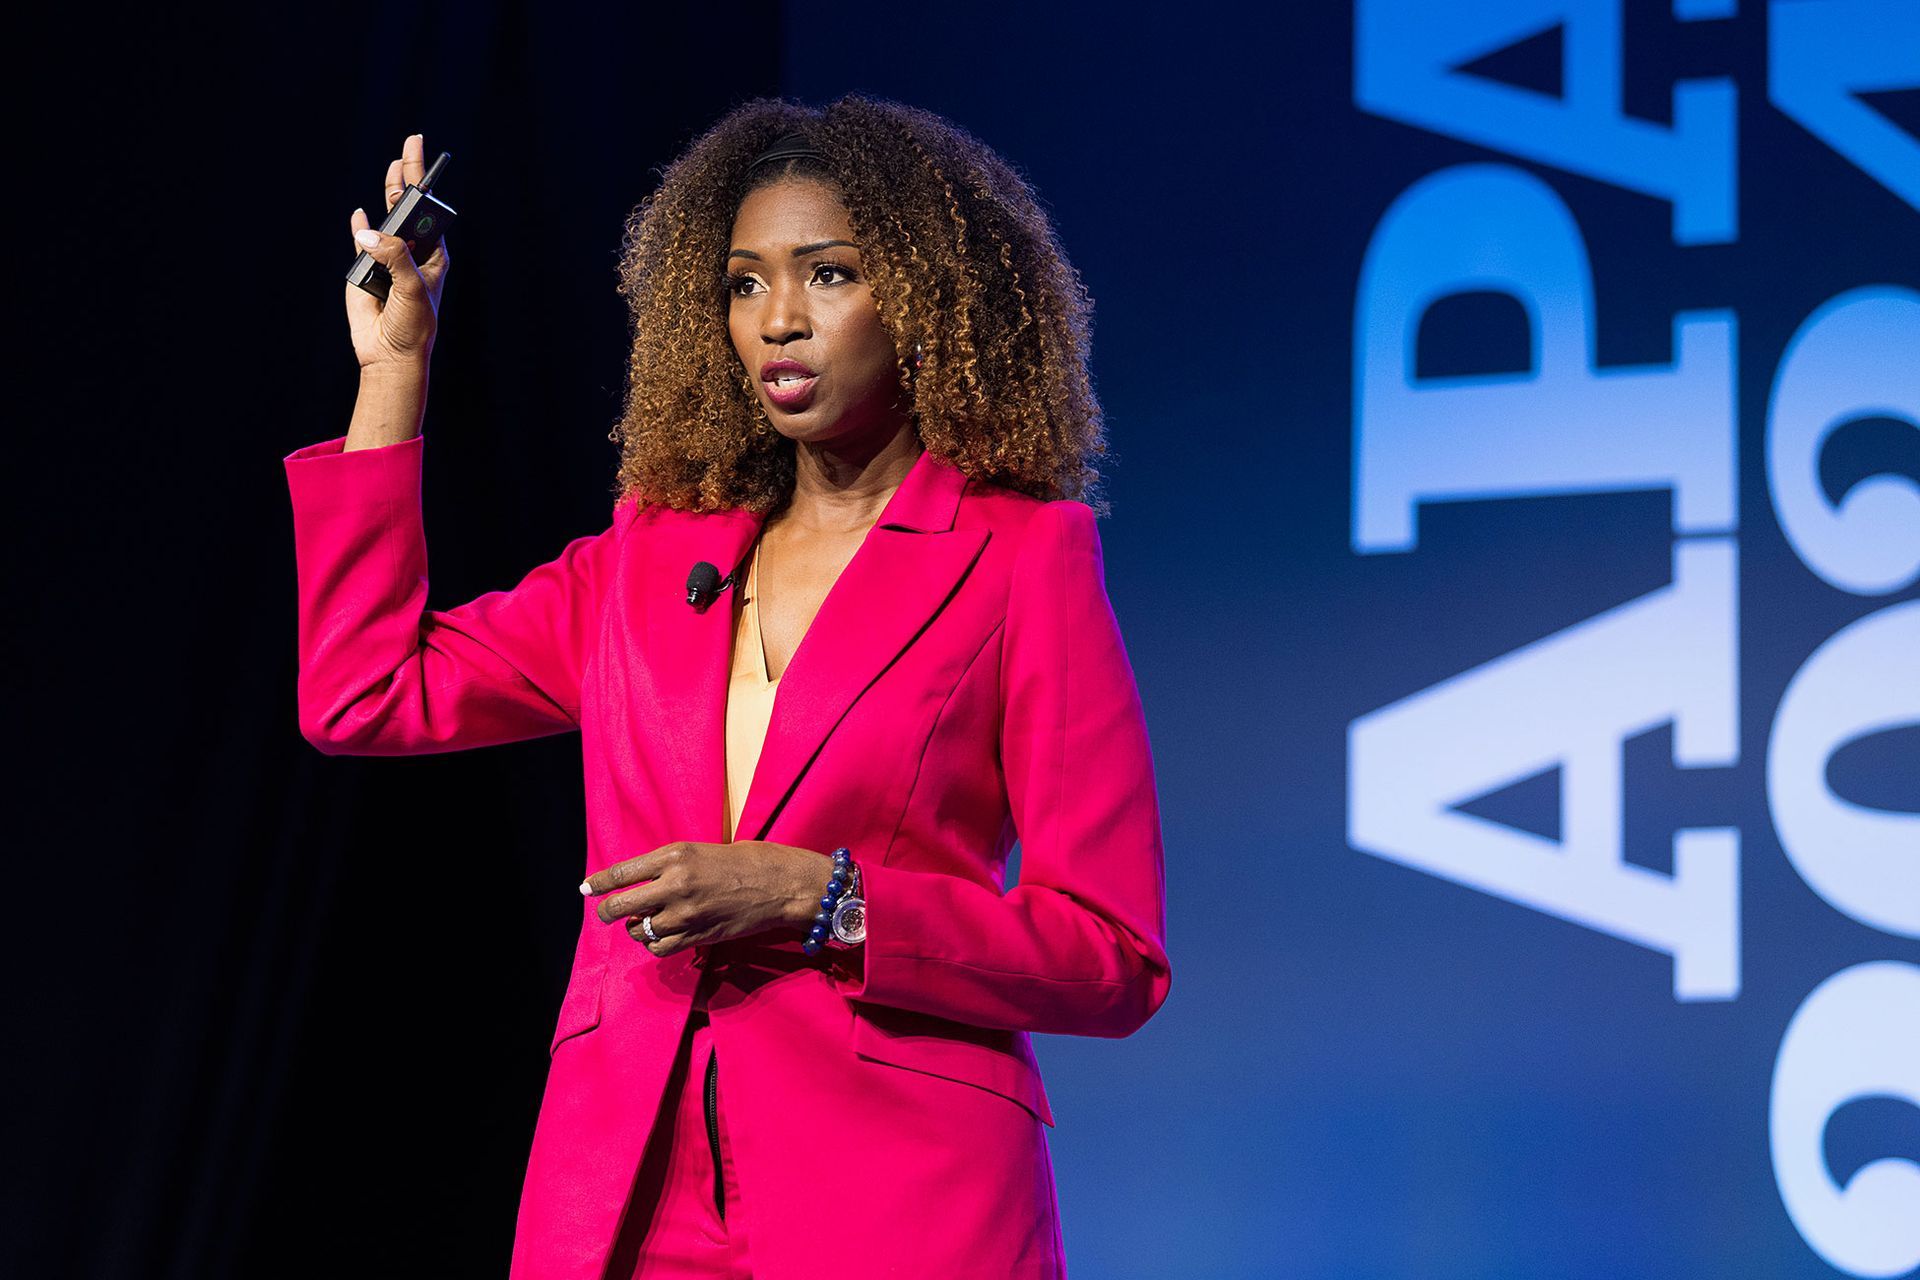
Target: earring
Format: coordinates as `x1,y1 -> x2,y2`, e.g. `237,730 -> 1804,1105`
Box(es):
911,341 -> 925,369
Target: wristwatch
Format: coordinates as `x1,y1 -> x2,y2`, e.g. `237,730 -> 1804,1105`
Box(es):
829,863 -> 866,947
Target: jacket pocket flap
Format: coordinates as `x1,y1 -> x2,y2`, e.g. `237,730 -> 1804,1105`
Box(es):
549,963 -> 605,1057
850,1007 -> 1054,1126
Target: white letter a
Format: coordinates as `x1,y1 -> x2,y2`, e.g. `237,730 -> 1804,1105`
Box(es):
1348,539 -> 1740,999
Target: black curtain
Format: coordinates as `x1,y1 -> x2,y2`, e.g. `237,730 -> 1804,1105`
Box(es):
12,6 -> 779,1275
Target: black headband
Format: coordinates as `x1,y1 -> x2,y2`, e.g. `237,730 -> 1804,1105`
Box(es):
746,131 -> 828,173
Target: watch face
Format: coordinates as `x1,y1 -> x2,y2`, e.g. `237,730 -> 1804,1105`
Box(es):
831,896 -> 867,945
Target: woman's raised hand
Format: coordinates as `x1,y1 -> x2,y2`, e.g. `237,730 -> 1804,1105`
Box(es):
344,133 -> 449,371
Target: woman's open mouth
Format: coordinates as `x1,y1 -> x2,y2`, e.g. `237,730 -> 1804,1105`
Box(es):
762,360 -> 820,411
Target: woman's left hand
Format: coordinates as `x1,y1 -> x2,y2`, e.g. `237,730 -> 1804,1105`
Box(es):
583,841 -> 827,956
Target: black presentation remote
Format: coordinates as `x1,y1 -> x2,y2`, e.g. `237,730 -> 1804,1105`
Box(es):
347,150 -> 457,301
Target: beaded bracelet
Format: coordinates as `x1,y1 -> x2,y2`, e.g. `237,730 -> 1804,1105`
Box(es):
803,847 -> 854,956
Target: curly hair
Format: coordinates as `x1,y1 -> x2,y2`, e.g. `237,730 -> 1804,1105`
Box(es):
608,94 -> 1107,515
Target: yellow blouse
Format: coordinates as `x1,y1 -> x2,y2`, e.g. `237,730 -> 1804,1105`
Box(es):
724,538 -> 778,842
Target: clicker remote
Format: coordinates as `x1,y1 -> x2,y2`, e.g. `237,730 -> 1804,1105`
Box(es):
347,150 -> 457,301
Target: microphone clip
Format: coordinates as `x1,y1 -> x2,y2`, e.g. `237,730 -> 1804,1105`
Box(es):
685,560 -> 736,613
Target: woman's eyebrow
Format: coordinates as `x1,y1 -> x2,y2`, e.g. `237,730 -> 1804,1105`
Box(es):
727,239 -> 860,261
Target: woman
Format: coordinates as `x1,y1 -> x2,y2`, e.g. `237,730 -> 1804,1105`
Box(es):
285,97 -> 1169,1279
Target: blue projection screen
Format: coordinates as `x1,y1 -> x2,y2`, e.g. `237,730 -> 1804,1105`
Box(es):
1347,3 -> 1917,1277
787,2 -> 1916,1276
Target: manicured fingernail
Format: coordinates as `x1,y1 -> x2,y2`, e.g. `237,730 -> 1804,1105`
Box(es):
354,229 -> 380,249
578,879 -> 593,896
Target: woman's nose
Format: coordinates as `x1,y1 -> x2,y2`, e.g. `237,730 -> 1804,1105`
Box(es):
762,282 -> 811,343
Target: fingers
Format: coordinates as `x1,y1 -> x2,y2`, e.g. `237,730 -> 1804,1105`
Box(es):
416,232 -> 451,281
626,911 -> 698,956
351,203 -> 448,292
351,224 -> 425,297
582,842 -> 693,898
585,843 -> 703,953
597,875 -> 673,928
637,930 -> 698,958
588,845 -> 691,926
344,208 -> 380,322
402,132 -> 426,189
384,133 -> 425,209
626,897 -> 714,957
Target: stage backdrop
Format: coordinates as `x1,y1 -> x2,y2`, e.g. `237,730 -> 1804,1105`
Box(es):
786,3 -> 1917,1277
13,4 -> 1914,1279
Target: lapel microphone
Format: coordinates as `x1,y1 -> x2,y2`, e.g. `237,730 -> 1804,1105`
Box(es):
685,561 -> 736,612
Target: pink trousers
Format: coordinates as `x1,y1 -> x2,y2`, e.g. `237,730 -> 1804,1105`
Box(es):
602,1011 -> 751,1279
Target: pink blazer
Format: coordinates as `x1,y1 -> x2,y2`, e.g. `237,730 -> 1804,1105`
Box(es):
284,433 -> 1170,1280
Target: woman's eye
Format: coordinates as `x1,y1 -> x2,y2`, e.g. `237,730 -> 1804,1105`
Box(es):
726,265 -> 852,296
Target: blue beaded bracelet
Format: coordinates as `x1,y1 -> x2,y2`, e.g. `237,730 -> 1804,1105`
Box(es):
803,847 -> 853,956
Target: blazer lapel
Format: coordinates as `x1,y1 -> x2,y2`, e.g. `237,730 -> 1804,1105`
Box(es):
734,450 -> 987,841
640,506 -> 765,843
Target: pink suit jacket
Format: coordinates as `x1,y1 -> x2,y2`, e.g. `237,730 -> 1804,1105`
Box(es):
284,432 -> 1170,1280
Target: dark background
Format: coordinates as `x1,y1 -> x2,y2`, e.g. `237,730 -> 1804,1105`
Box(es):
12,3 -> 1917,1278
16,6 -> 783,1276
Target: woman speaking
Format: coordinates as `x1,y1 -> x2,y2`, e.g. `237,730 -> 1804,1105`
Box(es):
284,96 -> 1169,1279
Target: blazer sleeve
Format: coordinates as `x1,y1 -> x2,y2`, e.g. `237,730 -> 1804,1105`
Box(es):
836,501 -> 1172,1038
284,432 -> 624,756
